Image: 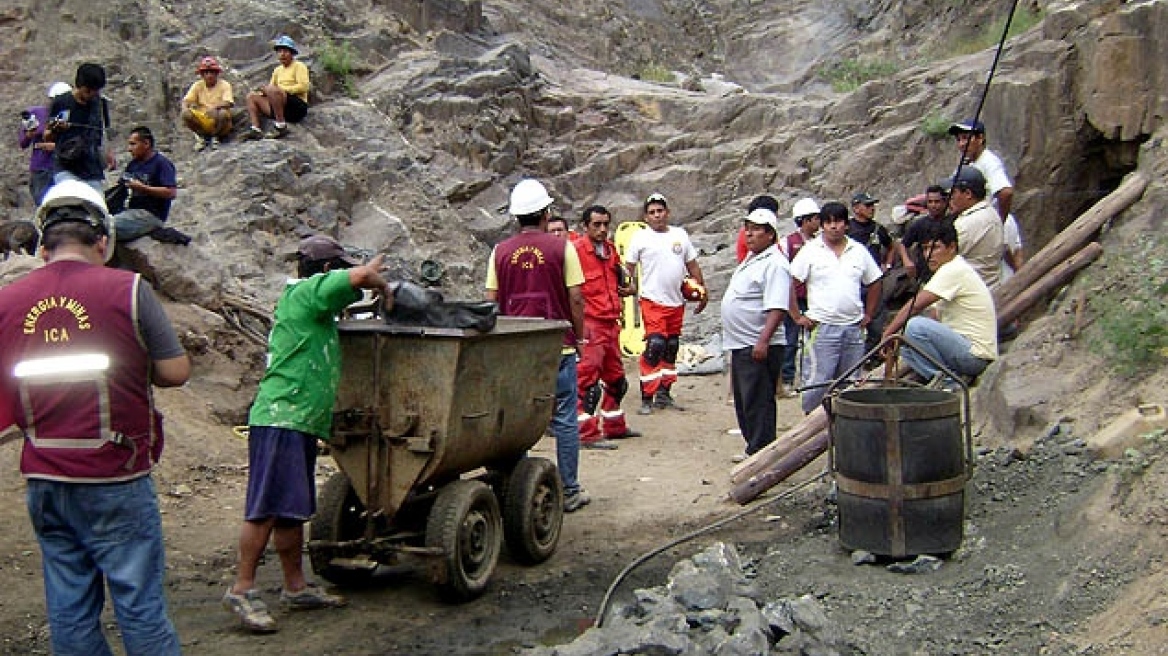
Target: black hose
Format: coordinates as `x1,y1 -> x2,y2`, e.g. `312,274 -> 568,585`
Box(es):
594,471 -> 828,627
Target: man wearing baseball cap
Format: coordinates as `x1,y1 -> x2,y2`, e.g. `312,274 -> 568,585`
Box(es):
243,35 -> 310,140
225,234 -> 390,633
947,166 -> 1004,289
721,208 -> 791,459
948,118 -> 1015,220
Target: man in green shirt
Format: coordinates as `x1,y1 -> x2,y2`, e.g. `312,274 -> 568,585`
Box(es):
224,235 -> 390,633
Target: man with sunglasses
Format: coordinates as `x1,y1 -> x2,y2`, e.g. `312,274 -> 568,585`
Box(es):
572,206 -> 642,449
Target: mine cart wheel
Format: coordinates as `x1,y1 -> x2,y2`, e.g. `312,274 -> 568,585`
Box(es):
426,479 -> 502,602
310,472 -> 375,587
502,457 -> 563,565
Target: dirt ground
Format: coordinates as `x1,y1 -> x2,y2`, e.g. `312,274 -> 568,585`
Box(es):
1,363 -> 1166,655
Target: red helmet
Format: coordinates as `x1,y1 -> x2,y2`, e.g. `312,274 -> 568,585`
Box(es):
197,56 -> 222,73
680,277 -> 707,302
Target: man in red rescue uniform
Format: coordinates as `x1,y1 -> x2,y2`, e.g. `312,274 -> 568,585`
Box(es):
624,193 -> 707,415
0,180 -> 190,655
572,205 -> 643,449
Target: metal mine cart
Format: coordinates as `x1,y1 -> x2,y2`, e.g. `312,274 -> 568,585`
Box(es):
307,316 -> 568,602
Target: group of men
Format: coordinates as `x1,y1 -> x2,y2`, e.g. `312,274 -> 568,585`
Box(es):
15,35 -> 311,252
721,117 -> 1019,458
1,91 -> 1022,650
2,35 -> 340,651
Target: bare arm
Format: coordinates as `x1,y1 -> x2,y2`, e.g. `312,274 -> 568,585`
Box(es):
153,355 -> 191,388
882,289 -> 941,339
685,259 -> 707,314
861,280 -> 882,328
995,187 -> 1014,221
753,309 -> 786,361
568,284 -> 585,354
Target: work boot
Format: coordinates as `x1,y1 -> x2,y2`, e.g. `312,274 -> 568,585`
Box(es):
241,125 -> 263,141
653,390 -> 685,411
582,439 -> 618,450
608,428 -> 642,439
637,399 -> 653,415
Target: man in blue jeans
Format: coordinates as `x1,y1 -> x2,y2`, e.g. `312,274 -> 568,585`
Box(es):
882,221 -> 997,386
789,201 -> 883,414
0,181 -> 191,655
486,179 -> 589,512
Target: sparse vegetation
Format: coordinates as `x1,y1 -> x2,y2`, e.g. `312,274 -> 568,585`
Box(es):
950,6 -> 1044,56
1087,235 -> 1168,376
639,63 -> 676,84
819,57 -> 899,93
921,111 -> 952,138
318,39 -> 356,97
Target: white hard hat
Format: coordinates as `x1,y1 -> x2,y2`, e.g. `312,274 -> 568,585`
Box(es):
745,208 -> 778,231
47,82 -> 73,98
508,179 -> 554,216
791,198 -> 821,220
35,180 -> 116,260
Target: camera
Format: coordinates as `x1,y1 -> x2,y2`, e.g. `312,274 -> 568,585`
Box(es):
20,111 -> 39,132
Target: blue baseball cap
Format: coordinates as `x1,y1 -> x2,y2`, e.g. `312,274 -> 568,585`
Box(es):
273,35 -> 299,55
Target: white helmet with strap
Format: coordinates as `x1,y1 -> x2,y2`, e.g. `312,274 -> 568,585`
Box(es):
35,180 -> 116,261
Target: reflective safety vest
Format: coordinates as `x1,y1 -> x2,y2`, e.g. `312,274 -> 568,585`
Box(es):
572,235 -> 623,322
0,260 -> 161,482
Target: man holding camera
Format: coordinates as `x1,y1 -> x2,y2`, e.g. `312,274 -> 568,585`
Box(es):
17,82 -> 71,205
111,126 -> 177,243
46,63 -> 116,193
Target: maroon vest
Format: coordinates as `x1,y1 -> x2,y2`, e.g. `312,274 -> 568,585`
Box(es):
0,260 -> 162,482
786,231 -> 809,300
493,231 -> 576,345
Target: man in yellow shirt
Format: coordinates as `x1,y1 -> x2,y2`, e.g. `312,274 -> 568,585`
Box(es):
181,56 -> 233,151
242,36 -> 310,140
882,221 -> 997,388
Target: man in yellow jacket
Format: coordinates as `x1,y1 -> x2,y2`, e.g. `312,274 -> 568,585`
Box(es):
243,35 -> 310,140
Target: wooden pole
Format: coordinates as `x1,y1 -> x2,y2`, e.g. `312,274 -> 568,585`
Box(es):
729,432 -> 829,505
994,171 -> 1147,309
730,407 -> 828,485
996,242 -> 1103,328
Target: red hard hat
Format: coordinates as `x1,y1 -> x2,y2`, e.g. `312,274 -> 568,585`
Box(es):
197,56 -> 222,73
680,277 -> 707,302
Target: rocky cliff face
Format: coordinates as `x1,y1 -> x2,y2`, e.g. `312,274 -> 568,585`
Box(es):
1,0 -> 1165,419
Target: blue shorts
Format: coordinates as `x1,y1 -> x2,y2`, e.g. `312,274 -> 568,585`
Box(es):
244,426 -> 318,523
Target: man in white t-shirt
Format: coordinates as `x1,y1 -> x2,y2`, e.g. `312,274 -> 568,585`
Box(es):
949,118 -> 1014,220
624,193 -> 707,415
789,201 -> 883,414
883,221 -> 997,387
721,208 -> 790,457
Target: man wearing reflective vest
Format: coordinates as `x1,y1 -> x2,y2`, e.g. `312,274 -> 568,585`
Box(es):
0,180 -> 190,656
571,205 -> 643,449
486,179 -> 590,512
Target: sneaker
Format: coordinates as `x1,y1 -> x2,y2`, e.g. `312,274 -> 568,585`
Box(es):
653,391 -> 685,411
210,136 -> 221,149
265,123 -> 289,139
223,588 -> 278,633
195,137 -> 209,152
280,583 -> 347,610
637,401 -> 653,416
563,488 -> 592,513
241,126 -> 263,141
731,453 -> 748,464
582,439 -> 618,450
609,428 -> 641,439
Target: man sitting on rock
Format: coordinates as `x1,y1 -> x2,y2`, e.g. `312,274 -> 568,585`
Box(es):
112,126 -> 178,244
882,221 -> 997,388
181,56 -> 234,151
947,166 -> 1004,289
242,36 -> 310,140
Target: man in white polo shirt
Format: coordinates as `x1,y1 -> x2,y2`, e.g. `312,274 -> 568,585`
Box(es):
789,201 -> 883,414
